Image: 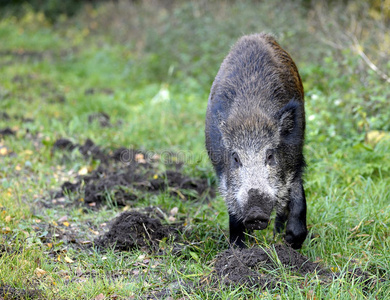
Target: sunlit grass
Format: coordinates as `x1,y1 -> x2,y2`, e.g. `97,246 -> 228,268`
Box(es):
0,2 -> 389,299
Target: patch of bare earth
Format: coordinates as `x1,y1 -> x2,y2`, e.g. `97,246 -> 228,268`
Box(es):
48,138 -> 214,209
94,211 -> 179,252
0,284 -> 41,300
210,244 -> 380,290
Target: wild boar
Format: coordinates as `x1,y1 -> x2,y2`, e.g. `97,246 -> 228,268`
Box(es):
205,33 -> 307,249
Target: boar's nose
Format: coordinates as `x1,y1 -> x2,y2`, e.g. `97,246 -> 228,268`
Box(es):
247,188 -> 273,209
243,206 -> 269,230
248,188 -> 260,200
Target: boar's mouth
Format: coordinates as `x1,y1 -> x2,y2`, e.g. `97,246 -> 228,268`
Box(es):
242,189 -> 274,230
243,206 -> 270,230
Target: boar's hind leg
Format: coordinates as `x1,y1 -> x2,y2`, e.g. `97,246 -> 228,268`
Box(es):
229,214 -> 246,248
284,179 -> 308,249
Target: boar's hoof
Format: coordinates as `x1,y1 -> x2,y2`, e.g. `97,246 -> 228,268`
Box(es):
243,207 -> 269,230
285,224 -> 307,249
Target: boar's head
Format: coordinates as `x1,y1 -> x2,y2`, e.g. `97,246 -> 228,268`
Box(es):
218,98 -> 304,230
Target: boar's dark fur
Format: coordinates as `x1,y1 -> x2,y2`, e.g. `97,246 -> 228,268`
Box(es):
205,33 -> 307,249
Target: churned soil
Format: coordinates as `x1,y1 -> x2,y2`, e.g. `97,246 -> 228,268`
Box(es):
0,284 -> 42,300
95,211 -> 179,251
50,138 -> 214,208
212,244 -> 379,289
213,244 -> 321,288
0,127 -> 15,137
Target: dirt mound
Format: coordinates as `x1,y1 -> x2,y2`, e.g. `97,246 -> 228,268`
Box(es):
0,128 -> 15,137
212,244 -> 380,289
50,138 -> 215,208
214,244 -> 321,288
52,138 -> 107,163
95,211 -> 178,251
52,138 -> 77,151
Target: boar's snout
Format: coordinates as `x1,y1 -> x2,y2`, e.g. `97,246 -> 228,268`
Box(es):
243,189 -> 274,230
243,206 -> 269,230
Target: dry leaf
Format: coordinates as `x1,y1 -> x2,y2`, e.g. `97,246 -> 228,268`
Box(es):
78,166 -> 89,175
365,130 -> 389,147
137,254 -> 146,261
5,215 -> 11,223
89,228 -> 99,235
93,293 -> 105,300
170,207 -> 178,216
64,256 -> 74,263
2,227 -> 10,234
152,154 -> 160,160
135,153 -> 146,163
58,216 -> 68,222
63,221 -> 70,227
0,147 -> 8,156
35,268 -> 47,278
23,150 -> 33,155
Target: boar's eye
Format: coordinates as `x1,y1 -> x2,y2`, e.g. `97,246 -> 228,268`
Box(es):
231,152 -> 242,168
266,149 -> 276,166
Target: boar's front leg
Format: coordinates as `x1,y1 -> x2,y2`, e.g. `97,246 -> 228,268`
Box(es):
274,179 -> 307,249
284,179 -> 307,249
229,213 -> 247,248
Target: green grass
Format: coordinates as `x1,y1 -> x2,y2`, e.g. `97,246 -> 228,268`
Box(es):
1,1 -> 390,299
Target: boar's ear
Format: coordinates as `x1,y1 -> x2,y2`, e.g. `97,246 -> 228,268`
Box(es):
276,99 -> 303,138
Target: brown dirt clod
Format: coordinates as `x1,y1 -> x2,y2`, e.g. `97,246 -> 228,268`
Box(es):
0,128 -> 15,137
212,244 -> 380,289
94,211 -> 178,251
214,244 -> 322,287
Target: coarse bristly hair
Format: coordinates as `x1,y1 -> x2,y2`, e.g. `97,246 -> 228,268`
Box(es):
205,33 -> 305,222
